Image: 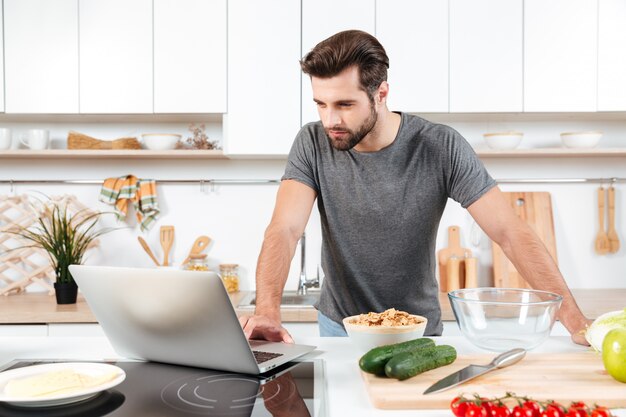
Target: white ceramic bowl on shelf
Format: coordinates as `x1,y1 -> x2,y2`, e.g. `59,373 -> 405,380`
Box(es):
342,314 -> 427,352
560,131 -> 602,148
483,132 -> 523,150
140,133 -> 182,151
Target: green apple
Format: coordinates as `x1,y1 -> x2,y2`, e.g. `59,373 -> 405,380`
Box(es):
602,328 -> 626,383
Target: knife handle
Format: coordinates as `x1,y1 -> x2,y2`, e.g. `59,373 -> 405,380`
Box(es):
491,348 -> 526,368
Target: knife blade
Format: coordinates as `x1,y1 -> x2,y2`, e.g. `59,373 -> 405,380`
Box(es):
423,348 -> 526,395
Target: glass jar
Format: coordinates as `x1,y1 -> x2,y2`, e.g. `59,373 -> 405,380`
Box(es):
219,264 -> 239,293
185,254 -> 209,271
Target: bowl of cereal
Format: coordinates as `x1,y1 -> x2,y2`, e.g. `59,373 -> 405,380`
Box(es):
342,308 -> 428,352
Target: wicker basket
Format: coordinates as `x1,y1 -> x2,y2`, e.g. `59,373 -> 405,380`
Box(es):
67,131 -> 141,150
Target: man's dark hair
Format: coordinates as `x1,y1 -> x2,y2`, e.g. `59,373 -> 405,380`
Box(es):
300,30 -> 389,101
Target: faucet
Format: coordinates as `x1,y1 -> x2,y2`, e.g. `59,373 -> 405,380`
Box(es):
296,232 -> 320,295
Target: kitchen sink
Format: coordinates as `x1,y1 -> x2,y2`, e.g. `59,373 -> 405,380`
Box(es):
237,290 -> 320,309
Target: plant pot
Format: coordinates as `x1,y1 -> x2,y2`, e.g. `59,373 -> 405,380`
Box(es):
54,282 -> 78,304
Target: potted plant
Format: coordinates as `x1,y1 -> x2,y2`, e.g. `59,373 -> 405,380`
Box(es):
7,199 -> 115,304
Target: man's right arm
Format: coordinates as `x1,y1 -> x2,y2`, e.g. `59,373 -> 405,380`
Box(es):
239,179 -> 317,343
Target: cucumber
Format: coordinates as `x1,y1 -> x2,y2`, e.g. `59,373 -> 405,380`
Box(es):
384,345 -> 457,381
358,338 -> 435,376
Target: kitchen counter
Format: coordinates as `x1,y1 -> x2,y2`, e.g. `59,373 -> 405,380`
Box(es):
0,335 -> 624,416
0,289 -> 624,324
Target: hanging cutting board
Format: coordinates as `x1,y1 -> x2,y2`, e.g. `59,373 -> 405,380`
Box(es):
492,192 -> 557,289
437,226 -> 471,292
361,351 -> 626,410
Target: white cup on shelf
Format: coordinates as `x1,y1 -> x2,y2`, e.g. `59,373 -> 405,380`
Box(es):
0,128 -> 12,150
21,129 -> 50,150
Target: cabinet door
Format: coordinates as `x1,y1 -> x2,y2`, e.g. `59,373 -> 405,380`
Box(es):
524,0 -> 597,112
377,0 -> 448,113
226,0 -> 301,155
0,5 -> 4,113
154,0 -> 226,113
450,0 -> 522,112
598,0 -> 626,111
301,0 -> 375,126
79,0 -> 152,113
4,0 -> 78,113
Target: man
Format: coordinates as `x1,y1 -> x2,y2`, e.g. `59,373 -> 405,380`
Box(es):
239,30 -> 589,345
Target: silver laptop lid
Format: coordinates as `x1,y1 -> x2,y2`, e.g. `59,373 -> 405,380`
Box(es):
70,265 -> 263,374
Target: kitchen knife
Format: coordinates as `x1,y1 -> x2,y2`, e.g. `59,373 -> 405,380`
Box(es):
423,348 -> 526,395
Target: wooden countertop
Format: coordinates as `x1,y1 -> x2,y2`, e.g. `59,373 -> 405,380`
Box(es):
0,289 -> 623,325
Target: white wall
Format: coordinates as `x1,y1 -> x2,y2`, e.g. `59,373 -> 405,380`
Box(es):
0,116 -> 624,294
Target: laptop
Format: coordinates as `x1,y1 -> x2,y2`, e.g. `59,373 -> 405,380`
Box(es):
69,265 -> 316,374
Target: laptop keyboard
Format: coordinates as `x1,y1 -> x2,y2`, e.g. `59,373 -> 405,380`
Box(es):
252,350 -> 283,364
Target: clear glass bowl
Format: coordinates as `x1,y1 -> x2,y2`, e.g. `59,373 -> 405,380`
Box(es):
448,288 -> 563,352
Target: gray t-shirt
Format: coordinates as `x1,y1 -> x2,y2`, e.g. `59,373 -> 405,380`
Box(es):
282,113 -> 496,336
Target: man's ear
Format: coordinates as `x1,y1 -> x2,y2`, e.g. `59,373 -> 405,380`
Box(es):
376,81 -> 390,105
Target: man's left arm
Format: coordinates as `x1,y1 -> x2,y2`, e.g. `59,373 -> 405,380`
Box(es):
467,186 -> 591,345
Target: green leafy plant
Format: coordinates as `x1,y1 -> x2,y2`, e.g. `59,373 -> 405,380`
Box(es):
6,200 -> 116,284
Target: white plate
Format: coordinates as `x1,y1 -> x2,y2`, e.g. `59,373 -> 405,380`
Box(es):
0,362 -> 125,407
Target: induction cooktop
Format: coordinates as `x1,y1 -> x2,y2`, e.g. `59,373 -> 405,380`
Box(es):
0,359 -> 327,417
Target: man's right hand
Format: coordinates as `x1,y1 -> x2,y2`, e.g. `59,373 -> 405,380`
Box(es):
238,314 -> 294,344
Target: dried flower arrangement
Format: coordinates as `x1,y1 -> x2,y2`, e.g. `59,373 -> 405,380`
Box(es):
175,123 -> 222,150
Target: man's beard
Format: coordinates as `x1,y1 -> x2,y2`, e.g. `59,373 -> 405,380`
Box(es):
324,104 -> 378,151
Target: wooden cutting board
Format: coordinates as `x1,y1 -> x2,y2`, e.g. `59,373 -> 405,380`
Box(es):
438,226 -> 471,292
492,192 -> 558,289
361,352 -> 626,410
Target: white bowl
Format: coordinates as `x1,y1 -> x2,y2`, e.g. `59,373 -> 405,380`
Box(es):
342,314 -> 427,352
560,131 -> 602,148
483,132 -> 523,150
141,133 -> 182,150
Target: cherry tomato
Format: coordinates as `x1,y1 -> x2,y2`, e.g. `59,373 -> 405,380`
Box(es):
490,404 -> 512,417
513,406 -> 536,417
523,400 -> 542,417
591,407 -> 613,417
570,402 -> 588,410
566,409 -> 588,417
451,396 -> 470,417
466,404 -> 488,417
480,399 -> 493,416
546,403 -> 566,417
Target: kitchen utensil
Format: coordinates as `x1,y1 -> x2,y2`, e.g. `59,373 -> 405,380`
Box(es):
181,235 -> 212,265
492,192 -> 557,288
137,236 -> 160,266
561,131 -> 602,148
20,129 -> 49,150
483,132 -> 523,150
446,256 -> 462,291
423,348 -> 526,395
595,187 -> 611,255
160,226 -> 175,266
342,314 -> 427,353
463,256 -> 478,288
607,185 -> 620,253
448,288 -> 562,351
437,226 -> 471,292
140,133 -> 182,150
361,351 -> 625,409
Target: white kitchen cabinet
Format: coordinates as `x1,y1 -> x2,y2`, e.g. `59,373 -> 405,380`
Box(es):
225,0 -> 301,156
4,0 -> 78,113
154,0 -> 226,113
79,0 -> 152,114
449,0 -> 522,113
301,0 -> 375,126
377,0 -> 448,113
598,0 -> 626,111
524,0 -> 597,112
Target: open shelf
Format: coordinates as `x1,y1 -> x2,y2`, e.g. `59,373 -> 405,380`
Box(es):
0,149 -> 227,159
476,147 -> 626,157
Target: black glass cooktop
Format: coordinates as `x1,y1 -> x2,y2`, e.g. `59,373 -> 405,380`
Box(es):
0,359 -> 326,417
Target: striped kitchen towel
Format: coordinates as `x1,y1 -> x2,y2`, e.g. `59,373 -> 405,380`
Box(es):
99,175 -> 160,231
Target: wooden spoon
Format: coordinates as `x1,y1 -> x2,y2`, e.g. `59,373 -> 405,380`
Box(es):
182,236 -> 212,265
607,185 -> 620,253
595,187 -> 610,255
160,225 -> 175,266
137,236 -> 160,266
